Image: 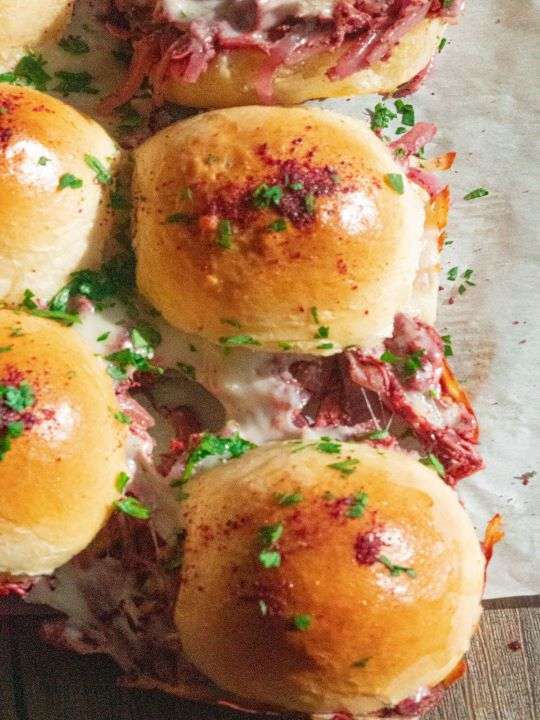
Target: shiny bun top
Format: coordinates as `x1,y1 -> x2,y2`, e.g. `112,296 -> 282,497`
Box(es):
134,106 -> 426,353
0,84 -> 120,303
175,440 -> 485,715
0,310 -> 127,577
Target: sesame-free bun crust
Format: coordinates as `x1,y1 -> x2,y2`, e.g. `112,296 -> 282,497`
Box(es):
0,0 -> 73,71
0,310 -> 128,577
0,84 -> 120,303
175,441 -> 485,715
134,106 -> 427,353
162,18 -> 443,108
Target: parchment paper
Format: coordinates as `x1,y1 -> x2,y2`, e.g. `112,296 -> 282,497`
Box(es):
39,0 -> 540,599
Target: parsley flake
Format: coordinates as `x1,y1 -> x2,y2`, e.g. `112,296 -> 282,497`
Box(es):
346,492 -> 369,519
115,471 -> 130,493
328,458 -> 360,476
58,173 -> 83,190
59,35 -> 90,55
377,555 -> 416,578
177,432 -> 255,483
252,184 -> 283,209
275,491 -> 303,506
219,334 -> 260,348
420,453 -> 446,478
54,70 -> 98,96
384,174 -> 405,194
292,614 -> 312,631
217,219 -> 233,249
115,496 -> 152,520
369,102 -> 397,131
464,188 -> 489,201
84,154 -> 112,185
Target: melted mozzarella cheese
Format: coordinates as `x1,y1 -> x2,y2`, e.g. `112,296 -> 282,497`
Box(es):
161,0 -> 337,28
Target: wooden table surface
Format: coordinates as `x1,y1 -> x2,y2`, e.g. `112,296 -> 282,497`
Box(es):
0,596 -> 538,720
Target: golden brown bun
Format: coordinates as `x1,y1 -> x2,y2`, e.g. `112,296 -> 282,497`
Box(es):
175,441 -> 485,715
0,84 -> 120,303
163,19 -> 443,108
0,0 -> 73,71
0,310 -> 128,577
134,106 -> 428,353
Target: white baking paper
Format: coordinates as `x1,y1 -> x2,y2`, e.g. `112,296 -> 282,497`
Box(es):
36,0 -> 540,598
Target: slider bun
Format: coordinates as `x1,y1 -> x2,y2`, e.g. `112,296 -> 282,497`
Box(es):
0,310 -> 128,577
0,0 -> 73,71
134,106 -> 427,353
163,18 -> 443,108
0,84 -> 120,303
175,441 -> 485,715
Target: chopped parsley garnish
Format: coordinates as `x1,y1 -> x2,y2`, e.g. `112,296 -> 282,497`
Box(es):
367,428 -> 389,440
275,491 -> 303,506
115,496 -> 151,520
377,555 -> 416,578
117,102 -> 143,134
50,250 -> 136,313
447,266 -> 459,281
304,194 -> 316,214
177,432 -> 255,483
177,362 -> 196,380
166,212 -> 193,224
0,53 -> 51,90
380,349 -> 425,377
369,102 -> 397,131
268,218 -> 287,232
317,342 -> 334,350
0,346 -> 12,353
394,99 -> 415,127
384,173 -> 404,194
292,614 -> 312,631
252,184 -> 283,209
352,657 -> 370,668
438,37 -> 447,52
259,549 -> 281,569
54,70 -> 98,96
38,156 -> 51,166
97,331 -> 110,342
0,382 -> 34,412
115,471 -> 130,493
0,421 -> 26,461
328,458 -> 360,476
317,437 -> 341,454
420,453 -> 446,478
58,173 -> 83,190
105,348 -> 163,380
310,306 -> 320,324
217,219 -> 233,249
259,522 -> 284,546
84,154 -> 112,184
277,341 -> 294,351
395,126 -> 407,135
22,289 -> 80,326
219,334 -> 261,348
346,492 -> 369,519
288,181 -> 304,191
447,267 -> 476,294
441,334 -> 453,357
314,326 -> 330,339
114,411 -> 131,425
464,187 -> 489,201
258,522 -> 283,568
59,35 -> 90,54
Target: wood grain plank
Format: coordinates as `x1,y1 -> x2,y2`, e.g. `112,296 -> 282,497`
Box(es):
0,620 -> 18,720
1,608 -> 538,720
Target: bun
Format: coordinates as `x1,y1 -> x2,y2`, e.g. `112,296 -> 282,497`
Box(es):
134,106 -> 430,353
175,441 -> 484,715
0,310 -> 128,577
0,0 -> 73,71
161,19 -> 443,108
0,84 -> 120,303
